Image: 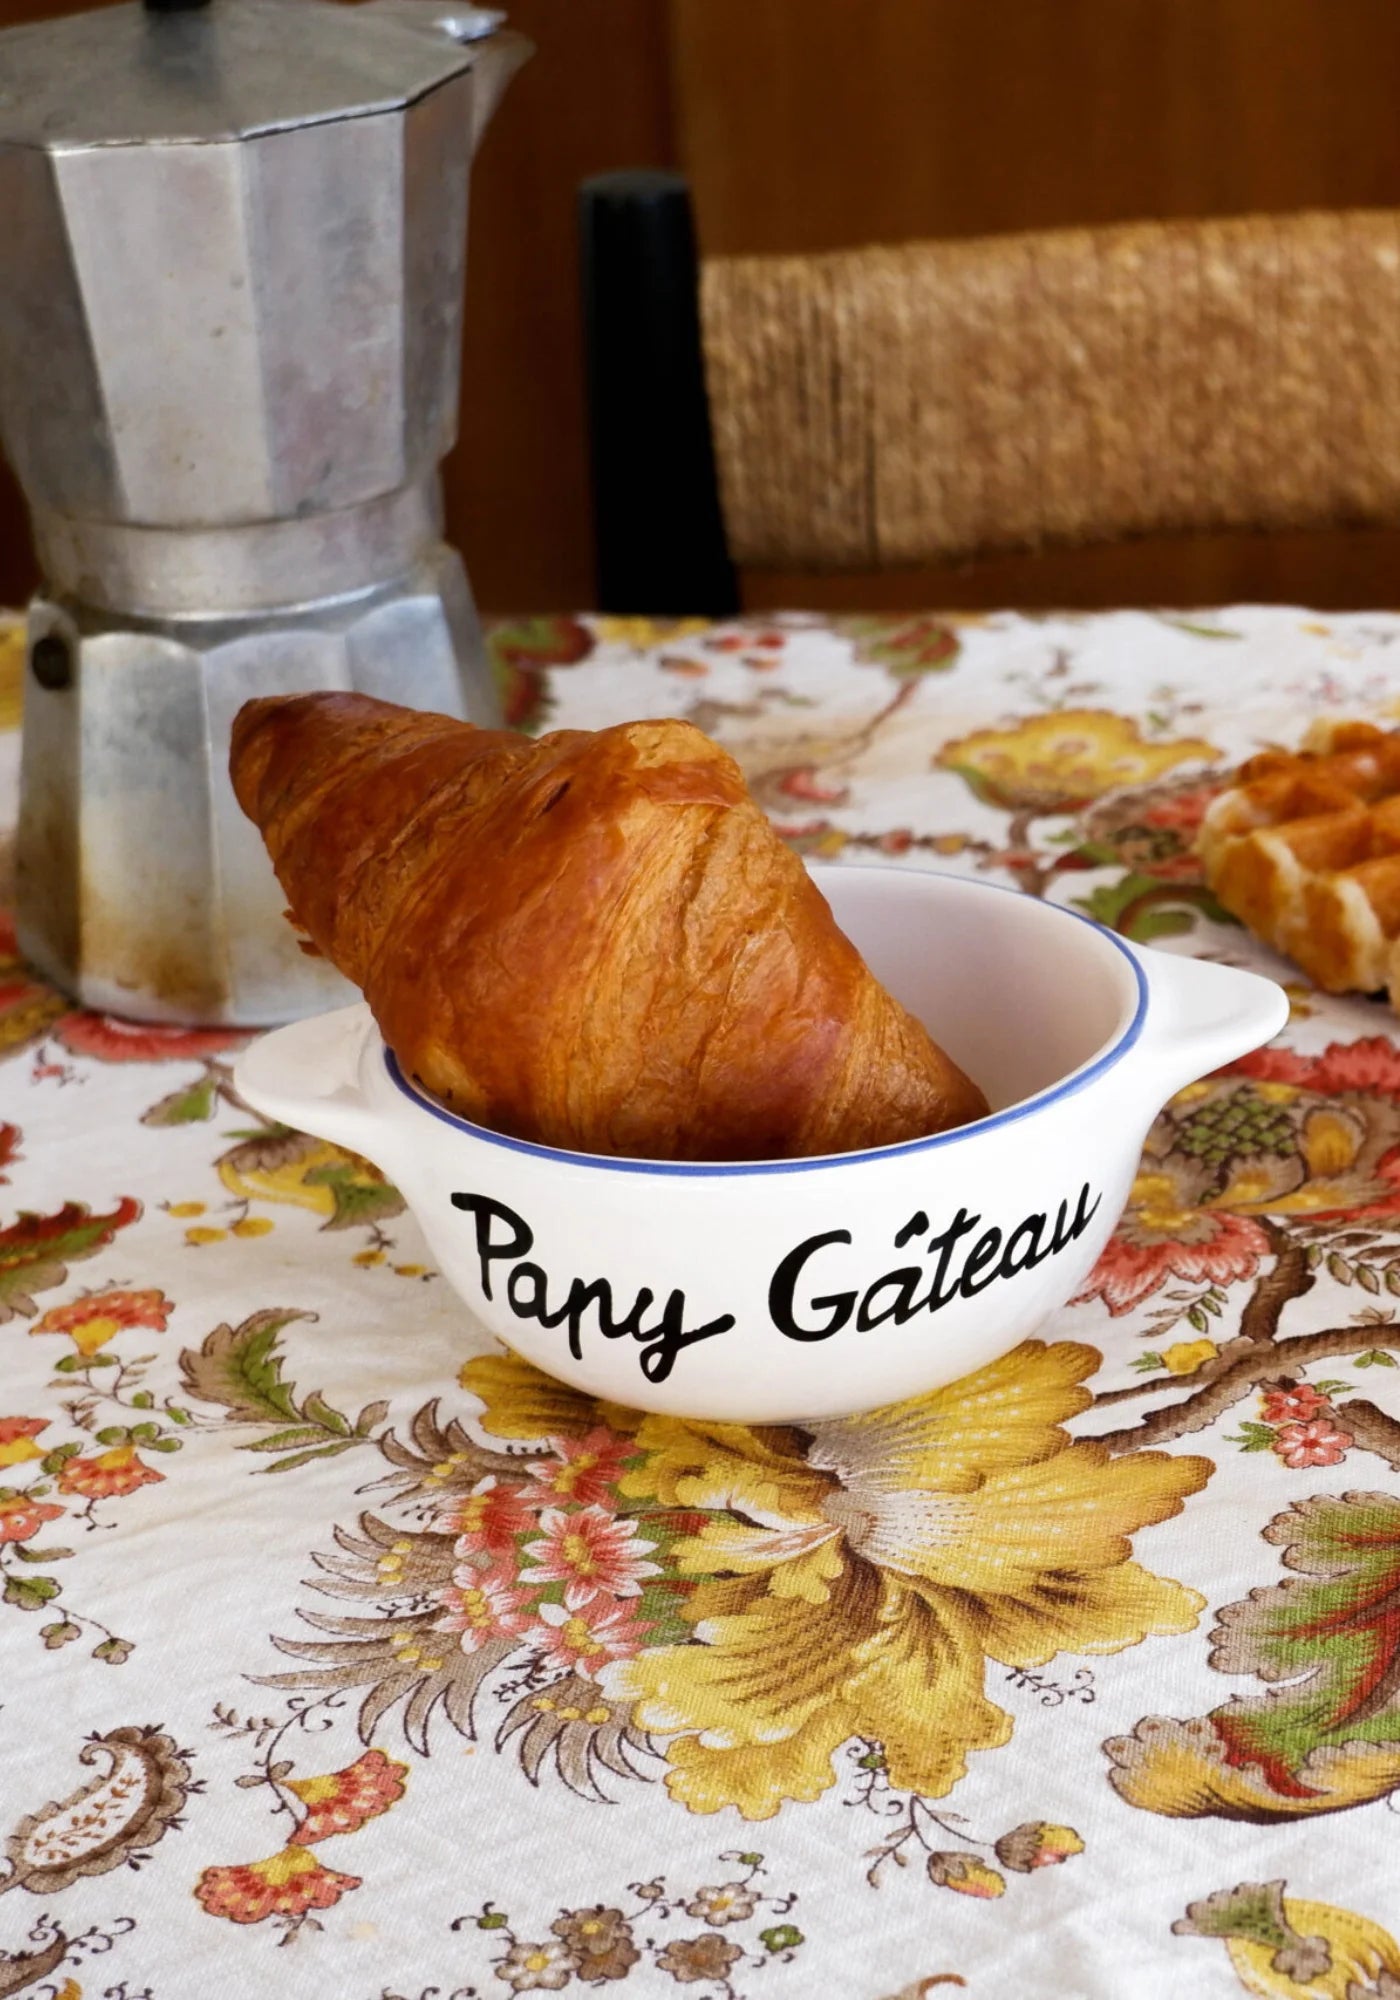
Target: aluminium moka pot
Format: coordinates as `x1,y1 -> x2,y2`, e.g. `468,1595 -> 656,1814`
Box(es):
0,0 -> 529,1023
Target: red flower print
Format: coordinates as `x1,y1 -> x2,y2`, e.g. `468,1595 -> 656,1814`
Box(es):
0,1123 -> 20,1184
1259,1383 -> 1329,1425
1129,785 -> 1223,879
772,818 -> 830,841
58,1445 -> 164,1499
775,767 -> 849,805
522,1430 -> 632,1511
1273,1418 -> 1353,1469
55,1014 -> 246,1065
287,1749 -> 408,1845
0,1493 -> 64,1542
1221,1039 -> 1400,1225
1225,1047 -> 1314,1090
0,1416 -> 48,1469
194,1846 -> 361,1925
446,1475 -> 536,1558
1074,1212 -> 1271,1316
522,1506 -> 660,1598
1234,1037 -> 1400,1099
433,1566 -> 533,1653
1138,848 -> 1206,883
534,1585 -> 648,1677
0,921 -> 67,1057
33,1287 -> 172,1358
1142,787 -> 1217,834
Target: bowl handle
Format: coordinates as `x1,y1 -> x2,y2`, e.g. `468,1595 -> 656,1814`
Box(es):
233,1005 -> 392,1166
1128,943 -> 1290,1098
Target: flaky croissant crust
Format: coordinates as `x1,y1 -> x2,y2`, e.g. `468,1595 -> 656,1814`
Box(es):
231,692 -> 987,1160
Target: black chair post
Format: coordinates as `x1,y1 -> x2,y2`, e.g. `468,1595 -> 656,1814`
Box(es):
579,171 -> 739,618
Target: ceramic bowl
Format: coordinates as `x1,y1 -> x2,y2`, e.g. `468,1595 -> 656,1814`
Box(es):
234,865 -> 1287,1421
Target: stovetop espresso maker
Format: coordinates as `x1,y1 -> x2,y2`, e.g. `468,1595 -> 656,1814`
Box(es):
0,0 -> 528,1023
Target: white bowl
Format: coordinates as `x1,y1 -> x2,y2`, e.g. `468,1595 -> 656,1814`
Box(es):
235,866 -> 1287,1421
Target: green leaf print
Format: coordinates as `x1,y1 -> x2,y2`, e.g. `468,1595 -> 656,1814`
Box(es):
4,1574 -> 60,1610
178,1307 -> 387,1474
302,1161 -> 407,1233
179,1308 -> 311,1424
0,1198 -> 141,1321
141,1071 -> 220,1127
1075,870 -> 1238,942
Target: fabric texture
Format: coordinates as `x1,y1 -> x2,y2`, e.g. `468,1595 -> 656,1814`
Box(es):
5,605 -> 1400,1998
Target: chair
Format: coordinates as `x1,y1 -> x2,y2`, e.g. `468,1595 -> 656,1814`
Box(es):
578,171 -> 1400,615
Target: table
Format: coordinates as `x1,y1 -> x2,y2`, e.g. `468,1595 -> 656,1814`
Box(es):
5,605 -> 1400,2000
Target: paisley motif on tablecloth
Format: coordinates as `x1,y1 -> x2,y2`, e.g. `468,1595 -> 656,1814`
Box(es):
8,608 -> 1400,1994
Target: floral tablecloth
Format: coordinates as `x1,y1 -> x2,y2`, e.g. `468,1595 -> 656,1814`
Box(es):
8,605 -> 1400,2000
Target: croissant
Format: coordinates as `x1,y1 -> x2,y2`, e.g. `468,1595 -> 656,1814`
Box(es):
230,691 -> 987,1161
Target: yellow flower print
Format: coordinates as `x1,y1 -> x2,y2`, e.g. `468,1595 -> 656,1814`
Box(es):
0,1416 -> 47,1468
1162,1339 -> 1219,1375
31,1287 -> 172,1357
926,1854 -> 1005,1898
218,1137 -> 352,1218
0,620 -> 24,733
591,615 -> 712,651
994,1820 -> 1085,1871
1115,1717 -> 1400,1822
938,709 -> 1220,814
1175,1879 -> 1400,1999
462,1351 -> 642,1447
1282,982 -> 1316,1024
467,1346 -> 1208,1820
217,1129 -> 403,1233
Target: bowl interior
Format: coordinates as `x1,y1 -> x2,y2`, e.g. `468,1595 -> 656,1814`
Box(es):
816,865 -> 1141,1113
387,866 -> 1145,1167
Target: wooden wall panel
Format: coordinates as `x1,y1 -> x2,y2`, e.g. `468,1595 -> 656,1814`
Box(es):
451,0 -> 674,610
671,0 -> 1400,251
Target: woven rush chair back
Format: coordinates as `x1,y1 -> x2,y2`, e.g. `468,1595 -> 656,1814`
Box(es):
701,210 -> 1400,573
579,177 -> 1400,613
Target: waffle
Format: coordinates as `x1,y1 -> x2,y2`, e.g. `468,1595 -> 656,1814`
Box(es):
1197,718 -> 1400,1000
